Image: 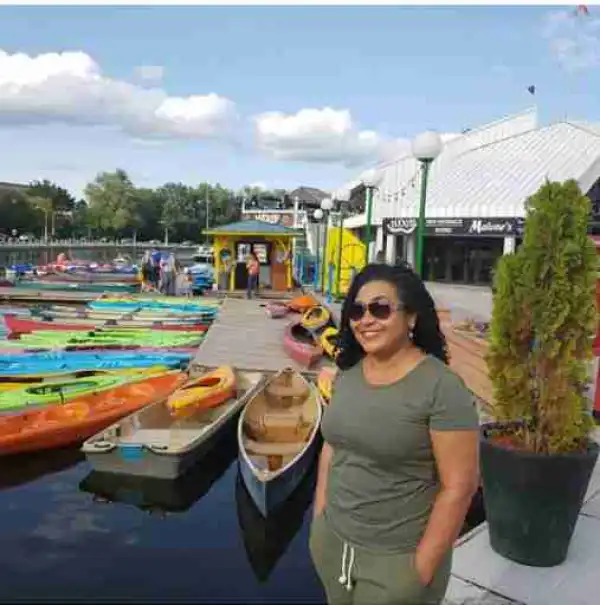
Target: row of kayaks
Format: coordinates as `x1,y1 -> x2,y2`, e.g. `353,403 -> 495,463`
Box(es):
0,361 -> 326,518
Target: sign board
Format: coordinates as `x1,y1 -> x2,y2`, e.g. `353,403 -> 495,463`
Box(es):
242,211 -> 295,228
383,217 -> 525,237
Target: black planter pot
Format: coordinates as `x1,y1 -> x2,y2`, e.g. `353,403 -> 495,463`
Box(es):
480,423 -> 599,567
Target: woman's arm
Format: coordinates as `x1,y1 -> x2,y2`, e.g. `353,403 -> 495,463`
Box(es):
313,442 -> 333,518
416,429 -> 479,584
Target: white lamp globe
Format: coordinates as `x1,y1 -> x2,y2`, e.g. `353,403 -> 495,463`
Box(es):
313,208 -> 324,221
321,197 -> 333,212
361,169 -> 379,188
412,131 -> 443,162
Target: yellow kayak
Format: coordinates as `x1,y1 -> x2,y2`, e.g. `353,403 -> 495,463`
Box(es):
167,366 -> 237,413
320,327 -> 340,359
317,366 -> 337,403
300,305 -> 331,332
0,365 -> 170,392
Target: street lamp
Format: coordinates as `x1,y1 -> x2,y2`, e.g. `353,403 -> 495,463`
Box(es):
313,208 -> 324,290
334,191 -> 350,298
412,130 -> 443,278
320,197 -> 334,292
361,168 -> 379,264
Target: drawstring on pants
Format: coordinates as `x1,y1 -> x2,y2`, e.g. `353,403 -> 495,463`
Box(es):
338,541 -> 356,592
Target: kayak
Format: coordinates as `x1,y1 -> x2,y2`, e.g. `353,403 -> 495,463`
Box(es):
15,280 -> 138,293
11,329 -> 203,349
4,314 -> 209,334
88,300 -> 219,315
0,344 -> 197,354
0,373 -> 136,413
167,366 -> 237,414
0,352 -> 191,376
320,327 -> 340,359
0,365 -> 170,392
31,305 -> 212,325
317,366 -> 337,403
0,370 -> 187,455
96,295 -> 221,307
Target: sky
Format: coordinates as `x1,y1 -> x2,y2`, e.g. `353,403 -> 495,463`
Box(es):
0,4 -> 597,199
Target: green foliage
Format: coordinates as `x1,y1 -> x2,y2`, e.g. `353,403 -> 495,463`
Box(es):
3,171 -> 246,242
486,180 -> 597,453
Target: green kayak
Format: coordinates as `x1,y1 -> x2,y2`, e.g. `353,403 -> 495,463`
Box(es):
16,329 -> 202,348
0,374 -> 131,412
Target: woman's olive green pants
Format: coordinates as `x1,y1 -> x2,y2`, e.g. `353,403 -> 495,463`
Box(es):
309,513 -> 451,605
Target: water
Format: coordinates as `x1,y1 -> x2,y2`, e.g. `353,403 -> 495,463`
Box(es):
0,429 -> 325,602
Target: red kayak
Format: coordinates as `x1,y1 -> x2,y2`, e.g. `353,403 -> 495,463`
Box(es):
283,320 -> 323,368
3,314 -> 208,335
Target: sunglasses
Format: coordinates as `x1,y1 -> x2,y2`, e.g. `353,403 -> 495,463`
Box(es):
347,299 -> 403,321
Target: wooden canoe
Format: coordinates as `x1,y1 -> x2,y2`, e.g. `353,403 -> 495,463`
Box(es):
82,370 -> 264,479
4,314 -> 209,334
283,321 -> 323,368
237,368 -> 323,517
0,370 -> 187,456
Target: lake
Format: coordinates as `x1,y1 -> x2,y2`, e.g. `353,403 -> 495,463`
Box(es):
0,429 -> 325,603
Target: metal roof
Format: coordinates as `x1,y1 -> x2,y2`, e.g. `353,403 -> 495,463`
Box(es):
205,219 -> 299,236
376,121 -> 600,220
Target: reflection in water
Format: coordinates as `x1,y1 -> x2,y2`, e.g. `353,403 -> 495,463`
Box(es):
79,430 -> 238,514
236,462 -> 317,583
0,447 -> 84,491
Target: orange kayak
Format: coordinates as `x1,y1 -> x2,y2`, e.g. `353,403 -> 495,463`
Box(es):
0,370 -> 187,455
167,366 -> 237,414
287,294 -> 318,313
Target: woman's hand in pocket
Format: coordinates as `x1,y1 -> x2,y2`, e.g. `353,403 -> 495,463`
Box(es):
414,551 -> 435,587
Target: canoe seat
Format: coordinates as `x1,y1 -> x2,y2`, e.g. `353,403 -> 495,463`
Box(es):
244,437 -> 306,457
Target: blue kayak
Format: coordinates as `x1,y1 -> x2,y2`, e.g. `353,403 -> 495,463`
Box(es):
0,351 -> 191,376
87,301 -> 218,315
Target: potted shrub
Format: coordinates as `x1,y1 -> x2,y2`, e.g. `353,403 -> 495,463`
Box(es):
482,179 -> 599,567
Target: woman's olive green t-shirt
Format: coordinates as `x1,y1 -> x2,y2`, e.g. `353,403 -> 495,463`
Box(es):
320,355 -> 479,553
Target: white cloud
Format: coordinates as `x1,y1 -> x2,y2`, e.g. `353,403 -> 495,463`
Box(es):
0,49 -> 236,139
542,8 -> 600,71
132,64 -> 165,85
253,107 -> 393,167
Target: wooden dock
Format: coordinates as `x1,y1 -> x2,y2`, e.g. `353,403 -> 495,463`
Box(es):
191,297 -> 326,375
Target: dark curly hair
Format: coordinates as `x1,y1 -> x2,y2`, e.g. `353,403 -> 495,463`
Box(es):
336,262 -> 449,370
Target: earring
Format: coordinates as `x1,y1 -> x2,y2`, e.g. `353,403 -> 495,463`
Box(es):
408,327 -> 414,340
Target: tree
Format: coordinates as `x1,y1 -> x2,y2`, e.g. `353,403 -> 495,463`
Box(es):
0,188 -> 42,235
26,179 -> 76,237
84,169 -> 140,236
486,179 -> 597,453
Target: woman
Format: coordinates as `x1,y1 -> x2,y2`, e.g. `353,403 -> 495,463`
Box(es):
310,263 -> 479,605
246,252 -> 260,299
160,253 -> 177,296
140,250 -> 153,292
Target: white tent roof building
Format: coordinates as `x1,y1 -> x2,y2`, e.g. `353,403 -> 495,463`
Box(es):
336,107 -> 600,229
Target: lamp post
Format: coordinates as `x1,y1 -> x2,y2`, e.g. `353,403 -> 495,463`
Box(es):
313,208 -> 323,290
334,192 -> 350,298
320,197 -> 334,292
412,131 -> 443,278
361,169 -> 379,264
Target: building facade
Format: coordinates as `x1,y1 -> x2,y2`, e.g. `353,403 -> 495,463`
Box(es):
333,108 -> 600,285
